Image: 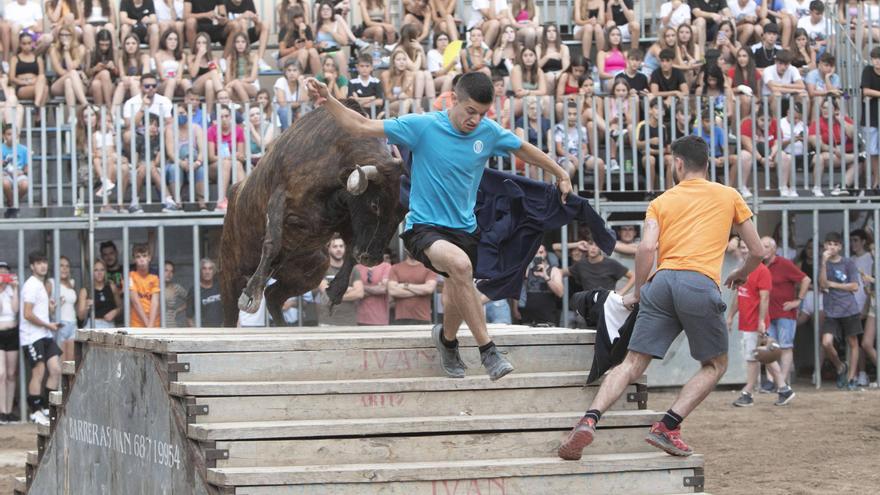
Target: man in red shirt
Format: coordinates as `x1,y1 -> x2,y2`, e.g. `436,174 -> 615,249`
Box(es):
355,260 -> 392,325
388,252 -> 438,324
762,236 -> 811,392
740,108 -> 796,197
807,99 -> 858,197
726,240 -> 793,406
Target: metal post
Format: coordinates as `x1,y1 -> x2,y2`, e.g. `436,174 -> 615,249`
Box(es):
17,230 -> 26,422
812,211 -> 820,389
193,225 -> 202,327
158,226 -> 166,328
560,224 -> 569,328
123,226 -> 130,328
40,107 -> 47,208
55,106 -> 63,207
53,230 -> 61,324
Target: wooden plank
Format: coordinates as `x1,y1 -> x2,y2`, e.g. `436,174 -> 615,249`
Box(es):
171,372 -> 647,397
48,390 -> 63,406
14,477 -> 27,491
36,424 -> 51,437
26,450 -> 38,466
178,344 -> 592,381
193,384 -> 640,423
82,323 -> 535,337
207,452 -> 703,486
188,410 -> 660,441
215,427 -> 653,468
61,360 -> 76,375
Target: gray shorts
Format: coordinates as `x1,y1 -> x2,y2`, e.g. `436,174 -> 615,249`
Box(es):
628,270 -> 729,362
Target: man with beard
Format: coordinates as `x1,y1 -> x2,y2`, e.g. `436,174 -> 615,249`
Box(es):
319,236 -> 364,326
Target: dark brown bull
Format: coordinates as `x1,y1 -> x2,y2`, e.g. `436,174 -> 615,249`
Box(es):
219,101 -> 405,326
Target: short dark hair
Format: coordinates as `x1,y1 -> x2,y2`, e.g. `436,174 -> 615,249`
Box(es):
99,240 -> 117,252
872,46 -> 880,60
356,53 -> 373,65
28,251 -> 47,265
824,232 -> 842,244
851,229 -> 872,244
627,48 -> 644,61
141,72 -> 158,83
809,0 -> 824,13
659,48 -> 676,61
775,49 -> 793,65
670,135 -> 709,172
165,260 -> 175,269
132,244 -> 150,257
818,52 -> 835,66
454,72 -> 495,105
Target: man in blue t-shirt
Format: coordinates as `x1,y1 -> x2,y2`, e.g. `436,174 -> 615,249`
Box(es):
1,124 -> 29,218
307,73 -> 572,381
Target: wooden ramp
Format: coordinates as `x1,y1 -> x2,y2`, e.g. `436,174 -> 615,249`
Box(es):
19,325 -> 706,494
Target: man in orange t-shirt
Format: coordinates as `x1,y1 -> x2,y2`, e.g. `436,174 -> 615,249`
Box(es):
129,244 -> 160,328
560,135 -> 765,461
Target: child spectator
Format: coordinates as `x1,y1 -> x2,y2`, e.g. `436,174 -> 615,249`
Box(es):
649,48 -> 688,103
119,0 -> 160,56
511,46 -> 547,116
207,105 -> 246,210
861,47 -> 880,191
349,53 -> 384,115
573,0 -> 605,58
381,50 -> 415,116
188,32 -> 224,111
359,0 -> 397,45
224,32 -> 260,103
225,0 -> 269,62
274,60 -> 309,130
85,28 -> 118,106
48,22 -> 89,108
761,50 -> 805,99
607,78 -> 635,170
155,28 -> 191,100
277,5 -> 319,75
596,26 -> 626,92
740,107 -> 795,197
113,33 -> 151,109
604,0 -> 639,50
128,243 -> 160,327
554,101 -> 606,190
537,23 -> 569,92
790,28 -> 816,76
461,26 -> 493,77
1,124 -> 29,218
805,52 -> 842,101
808,99 -> 857,197
750,22 -> 781,69
166,102 -> 208,210
9,31 -> 49,107
316,55 -> 349,100
796,0 -> 830,55
819,232 -> 862,390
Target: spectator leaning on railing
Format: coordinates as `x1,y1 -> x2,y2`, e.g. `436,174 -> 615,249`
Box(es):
0,261 -> 20,424
861,47 -> 880,191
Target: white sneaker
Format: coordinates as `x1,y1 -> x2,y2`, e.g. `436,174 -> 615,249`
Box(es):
857,372 -> 870,387
787,187 -> 799,197
812,187 -> 825,197
609,159 -> 620,171
739,187 -> 753,199
830,186 -> 850,197
258,59 -> 273,72
30,410 -> 50,426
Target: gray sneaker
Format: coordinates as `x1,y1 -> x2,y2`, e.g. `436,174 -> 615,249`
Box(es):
481,346 -> 514,381
775,388 -> 796,406
732,392 -> 754,407
432,324 -> 466,378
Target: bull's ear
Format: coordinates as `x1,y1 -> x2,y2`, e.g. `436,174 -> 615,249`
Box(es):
389,158 -> 408,177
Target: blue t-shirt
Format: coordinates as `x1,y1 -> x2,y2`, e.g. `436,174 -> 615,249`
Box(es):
692,125 -> 726,158
1,143 -> 28,171
804,69 -> 841,92
384,111 -> 522,232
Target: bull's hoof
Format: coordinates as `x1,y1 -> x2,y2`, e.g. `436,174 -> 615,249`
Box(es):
238,292 -> 262,313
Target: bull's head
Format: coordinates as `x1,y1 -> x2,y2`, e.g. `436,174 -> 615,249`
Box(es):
341,160 -> 405,266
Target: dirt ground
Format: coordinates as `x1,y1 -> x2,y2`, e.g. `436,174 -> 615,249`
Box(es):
1,382 -> 877,494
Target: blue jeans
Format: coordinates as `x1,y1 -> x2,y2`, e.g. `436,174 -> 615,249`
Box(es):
485,300 -> 511,324
769,318 -> 797,349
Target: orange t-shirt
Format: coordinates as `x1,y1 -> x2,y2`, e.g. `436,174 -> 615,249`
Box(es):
129,271 -> 160,327
646,178 -> 753,287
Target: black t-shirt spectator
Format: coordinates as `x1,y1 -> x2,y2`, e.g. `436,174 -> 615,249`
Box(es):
187,282 -> 223,327
120,0 -> 156,23
514,116 -> 552,152
349,76 -> 384,99
689,0 -> 725,14
650,68 -> 687,93
861,65 -> 880,127
617,71 -> 649,94
569,258 -> 628,292
637,120 -> 668,153
187,0 -> 222,16
225,0 -> 256,18
752,44 -> 779,69
609,0 -> 634,26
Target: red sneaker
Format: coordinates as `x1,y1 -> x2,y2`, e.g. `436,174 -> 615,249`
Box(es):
557,417 -> 596,461
645,421 -> 693,456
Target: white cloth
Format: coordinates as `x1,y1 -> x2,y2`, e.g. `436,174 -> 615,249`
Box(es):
785,0 -> 812,20
761,64 -> 802,95
727,0 -> 757,18
797,15 -> 830,42
122,94 -> 174,121
273,77 -> 303,104
779,117 -> 806,156
48,279 -> 77,323
238,278 -> 274,327
19,276 -> 52,346
659,2 -> 692,29
5,1 -> 43,28
427,49 -> 461,73
602,292 -> 631,342
0,286 -> 16,325
468,0 -> 510,29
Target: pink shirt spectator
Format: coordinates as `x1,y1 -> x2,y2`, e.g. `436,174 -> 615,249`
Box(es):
356,262 -> 392,325
207,125 -> 245,158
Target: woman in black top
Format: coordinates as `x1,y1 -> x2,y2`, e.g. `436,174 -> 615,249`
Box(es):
77,260 -> 120,329
86,29 -> 118,106
9,32 -> 49,107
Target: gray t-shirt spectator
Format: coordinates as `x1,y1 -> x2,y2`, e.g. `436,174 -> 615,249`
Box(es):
823,258 -> 861,318
852,252 -> 874,313
570,258 -> 628,292
187,282 -> 223,327
321,265 -> 361,326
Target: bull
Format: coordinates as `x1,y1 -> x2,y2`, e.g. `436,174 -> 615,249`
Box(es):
219,101 -> 405,327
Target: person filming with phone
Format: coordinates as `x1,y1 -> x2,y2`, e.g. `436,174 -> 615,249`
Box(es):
516,245 -> 564,326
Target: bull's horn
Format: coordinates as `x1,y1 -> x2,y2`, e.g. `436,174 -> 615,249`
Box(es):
346,165 -> 379,195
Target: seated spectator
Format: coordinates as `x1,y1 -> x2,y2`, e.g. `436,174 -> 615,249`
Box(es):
359,0 -> 397,45
511,46 -> 547,116
76,260 -> 120,329
313,1 -> 350,76
9,31 -> 49,107
430,0 -> 458,43
277,0 -> 311,44
805,52 -> 842,105
184,0 -> 228,49
119,0 -> 159,56
554,101 -> 606,190
388,251 -> 437,325
507,0 -> 540,48
246,105 -> 274,164
48,23 -> 89,108
186,258 -> 223,327
862,47 -> 880,191
81,1 -> 117,52
577,74 -> 607,145
188,32 -> 224,110
349,53 -> 384,115
757,1 -> 792,47
130,113 -> 179,213
5,0 -> 53,56
796,1 -> 830,55
223,32 -> 259,103
740,107 -> 795,196
402,0 -> 432,42
355,257 -> 392,326
695,63 -> 728,117
791,28 -> 816,77
692,107 -> 752,195
596,26 -> 626,92
113,33 -> 151,109
690,0 -> 733,48
166,102 -> 207,209
761,50 -> 806,102
318,236 -> 364,326
491,24 -> 519,82
122,73 -> 173,146
427,33 -> 461,94
839,0 -> 880,45
274,60 -> 309,130
81,106 -> 131,210
634,98 -> 669,190
381,50 -> 415,116
466,0 -> 509,47
709,20 -> 740,62
460,26 -> 493,77
1,124 -> 29,218
659,0 -> 692,31
675,23 -> 703,89
649,48 -> 688,104
615,49 -> 649,95
316,55 -> 349,100
573,0 -> 605,58
162,261 -> 187,327
155,28 -> 191,100
726,47 -> 761,118
207,105 -> 246,210
537,23 -> 568,92
154,0 -> 184,42
277,5 -> 319,75
567,236 -> 634,293
750,22 -> 780,69
128,243 -> 159,327
395,24 -> 436,106
44,0 -> 83,43
225,0 -> 269,62
642,27 -> 676,76
607,78 -> 637,167
604,0 -> 639,51
779,100 -> 808,174
808,99 -> 858,197
554,57 -> 587,119
729,0 -> 762,46
515,246 -> 562,324
85,28 -> 117,106
183,89 -> 208,127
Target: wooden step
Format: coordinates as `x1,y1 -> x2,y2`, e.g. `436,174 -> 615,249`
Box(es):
48,391 -> 63,406
189,410 -> 658,442
206,453 -> 704,491
183,375 -> 643,423
61,360 -> 76,375
13,476 -> 27,495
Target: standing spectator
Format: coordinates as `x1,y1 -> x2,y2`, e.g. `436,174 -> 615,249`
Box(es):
207,105 -> 246,210
355,259 -> 392,326
188,32 -> 225,111
19,251 -> 62,426
318,236 -> 364,326
48,22 -> 89,109
119,0 -> 160,56
76,260 -> 120,329
467,0 -> 509,47
516,244 -> 563,325
99,241 -> 124,286
690,0 -> 732,48
0,262 -> 19,424
762,236 -> 810,388
184,0 -> 228,49
659,0 -> 692,31
85,28 -> 118,106
1,124 -> 29,219
605,0 -> 639,50
223,31 -> 259,103
9,31 -> 49,108
850,229 -> 875,387
277,5 -> 319,74
162,261 -> 187,327
155,28 -> 191,100
819,232 -> 862,390
795,0 -> 830,55
113,33 -> 151,109
47,256 -> 77,362
129,243 -> 159,328
573,0 -> 605,58
568,236 -> 634,294
225,0 -> 269,63
186,258 -> 223,327
388,252 -> 437,324
750,22 -> 780,69
274,60 -> 309,130
727,240 -> 794,407
4,0 -> 53,56
860,47 -> 880,190
359,0 -> 397,45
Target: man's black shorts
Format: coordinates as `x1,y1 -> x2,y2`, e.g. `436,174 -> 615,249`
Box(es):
22,337 -> 61,367
401,224 -> 479,278
198,21 -> 228,45
0,328 -> 19,352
